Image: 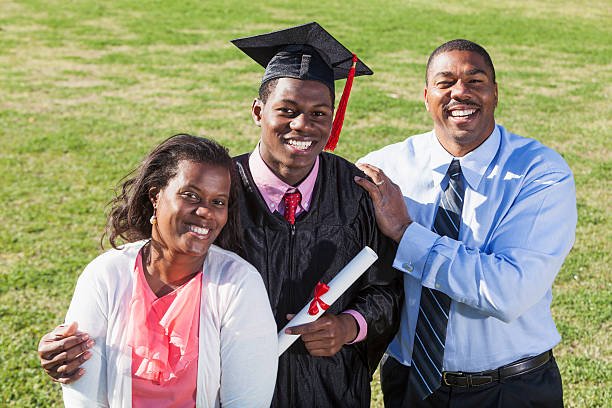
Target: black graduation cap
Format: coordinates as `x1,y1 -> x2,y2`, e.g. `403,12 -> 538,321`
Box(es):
231,22 -> 372,93
231,22 -> 372,150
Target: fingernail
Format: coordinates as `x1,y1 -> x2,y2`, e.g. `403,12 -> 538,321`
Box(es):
83,351 -> 92,360
78,368 -> 85,376
86,340 -> 95,348
285,329 -> 292,335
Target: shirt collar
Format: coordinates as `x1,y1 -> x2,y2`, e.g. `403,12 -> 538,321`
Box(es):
430,125 -> 501,190
248,143 -> 319,213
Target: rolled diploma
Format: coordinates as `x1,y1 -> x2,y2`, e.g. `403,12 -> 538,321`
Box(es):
277,246 -> 378,356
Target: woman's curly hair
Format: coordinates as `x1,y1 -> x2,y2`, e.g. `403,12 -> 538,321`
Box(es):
103,134 -> 242,255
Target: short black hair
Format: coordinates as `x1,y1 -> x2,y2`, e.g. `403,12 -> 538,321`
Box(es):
426,39 -> 496,84
258,77 -> 335,106
258,78 -> 280,104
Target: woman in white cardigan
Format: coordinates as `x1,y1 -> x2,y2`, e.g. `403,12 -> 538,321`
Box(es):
56,134 -> 277,407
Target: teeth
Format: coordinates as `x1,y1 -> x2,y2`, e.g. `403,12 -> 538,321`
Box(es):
450,109 -> 476,117
189,225 -> 210,236
287,139 -> 313,150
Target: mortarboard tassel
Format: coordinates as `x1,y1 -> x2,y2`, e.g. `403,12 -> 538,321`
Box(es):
325,54 -> 358,151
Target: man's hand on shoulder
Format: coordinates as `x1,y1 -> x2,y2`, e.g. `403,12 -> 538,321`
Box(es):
355,163 -> 412,243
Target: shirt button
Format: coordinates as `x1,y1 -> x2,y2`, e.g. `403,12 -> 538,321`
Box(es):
402,262 -> 414,272
435,283 -> 441,289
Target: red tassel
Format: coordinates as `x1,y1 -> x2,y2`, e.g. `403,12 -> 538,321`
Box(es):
325,53 -> 358,151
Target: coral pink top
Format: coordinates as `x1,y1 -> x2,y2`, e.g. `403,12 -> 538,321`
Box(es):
128,250 -> 202,408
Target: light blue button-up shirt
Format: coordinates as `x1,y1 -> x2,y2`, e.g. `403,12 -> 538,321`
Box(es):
359,125 -> 577,372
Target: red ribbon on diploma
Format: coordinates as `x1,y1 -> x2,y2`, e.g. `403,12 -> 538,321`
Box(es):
308,282 -> 331,315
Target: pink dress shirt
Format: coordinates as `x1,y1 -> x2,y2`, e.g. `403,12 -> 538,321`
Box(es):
248,144 -> 319,217
249,146 -> 367,343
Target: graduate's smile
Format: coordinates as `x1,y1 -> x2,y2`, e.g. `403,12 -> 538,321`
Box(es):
285,137 -> 315,152
253,78 -> 334,186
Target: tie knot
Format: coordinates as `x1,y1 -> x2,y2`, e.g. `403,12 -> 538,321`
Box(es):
283,190 -> 302,225
448,159 -> 462,180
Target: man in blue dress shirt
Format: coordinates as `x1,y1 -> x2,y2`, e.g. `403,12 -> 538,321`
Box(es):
355,39 -> 576,407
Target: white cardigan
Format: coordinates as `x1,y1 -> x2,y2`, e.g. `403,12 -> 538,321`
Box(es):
62,241 -> 278,408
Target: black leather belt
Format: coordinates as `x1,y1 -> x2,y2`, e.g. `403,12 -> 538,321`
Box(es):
442,350 -> 552,388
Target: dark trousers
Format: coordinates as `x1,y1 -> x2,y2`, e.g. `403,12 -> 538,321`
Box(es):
380,355 -> 563,408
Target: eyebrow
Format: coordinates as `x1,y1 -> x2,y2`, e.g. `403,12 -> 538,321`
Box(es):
433,68 -> 488,79
183,184 -> 230,197
432,71 -> 454,79
465,68 -> 488,76
277,98 -> 333,109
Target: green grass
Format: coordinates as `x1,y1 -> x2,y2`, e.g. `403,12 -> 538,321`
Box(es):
1,0 -> 610,406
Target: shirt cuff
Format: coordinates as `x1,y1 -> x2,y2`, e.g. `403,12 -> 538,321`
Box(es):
392,222 -> 439,280
342,309 -> 367,344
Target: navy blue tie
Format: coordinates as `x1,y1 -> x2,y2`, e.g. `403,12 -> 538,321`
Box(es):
409,159 -> 464,398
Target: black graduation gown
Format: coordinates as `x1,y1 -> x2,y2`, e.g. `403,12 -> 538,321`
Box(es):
234,152 -> 403,408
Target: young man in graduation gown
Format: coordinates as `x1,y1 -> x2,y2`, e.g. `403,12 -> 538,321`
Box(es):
231,22 -> 403,408
38,23 -> 403,408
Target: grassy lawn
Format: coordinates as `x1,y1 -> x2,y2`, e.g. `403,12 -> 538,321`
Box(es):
1,0 -> 610,406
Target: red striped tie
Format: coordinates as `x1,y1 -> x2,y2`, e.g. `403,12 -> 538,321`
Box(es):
283,191 -> 302,225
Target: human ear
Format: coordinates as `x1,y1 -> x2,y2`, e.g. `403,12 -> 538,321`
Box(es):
424,87 -> 430,112
494,83 -> 499,109
251,98 -> 263,126
149,187 -> 160,208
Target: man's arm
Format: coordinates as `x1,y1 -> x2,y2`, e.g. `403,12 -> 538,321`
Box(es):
356,162 -> 577,322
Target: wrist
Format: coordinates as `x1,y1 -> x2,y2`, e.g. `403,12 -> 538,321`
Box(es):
340,313 -> 358,344
391,220 -> 412,243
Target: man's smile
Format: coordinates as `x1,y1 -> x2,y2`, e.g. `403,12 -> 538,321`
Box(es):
449,108 -> 477,118
286,138 -> 315,151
